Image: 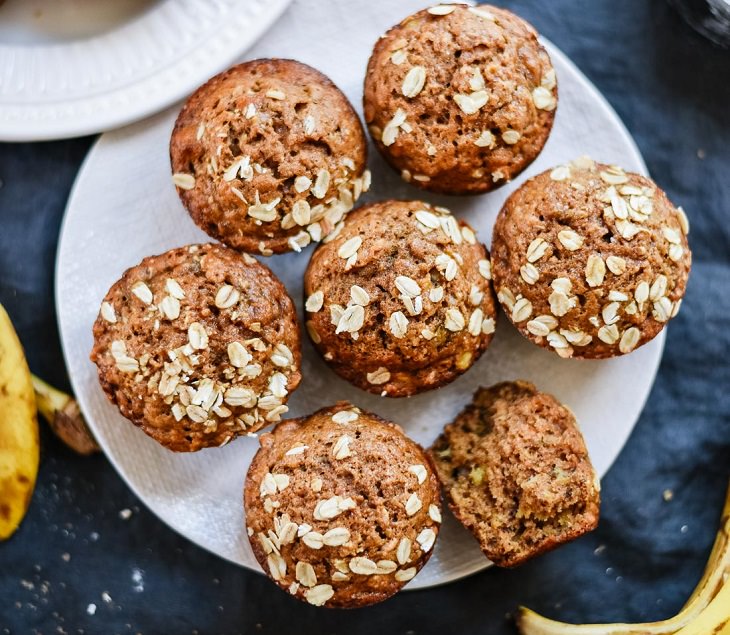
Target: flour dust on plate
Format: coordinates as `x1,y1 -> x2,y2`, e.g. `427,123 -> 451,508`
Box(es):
56,0 -> 664,590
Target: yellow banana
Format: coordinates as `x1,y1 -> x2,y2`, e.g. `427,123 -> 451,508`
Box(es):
516,481 -> 730,635
32,374 -> 99,456
0,303 -> 39,540
672,578 -> 730,635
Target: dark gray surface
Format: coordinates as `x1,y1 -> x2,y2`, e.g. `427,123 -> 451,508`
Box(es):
0,1 -> 728,633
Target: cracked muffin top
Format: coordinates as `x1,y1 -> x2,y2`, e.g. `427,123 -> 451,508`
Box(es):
303,200 -> 497,397
363,4 -> 556,194
171,59 -> 370,255
90,243 -> 301,451
491,157 -> 691,359
244,402 -> 441,608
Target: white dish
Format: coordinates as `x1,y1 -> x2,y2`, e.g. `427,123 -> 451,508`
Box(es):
56,0 -> 663,590
0,0 -> 291,141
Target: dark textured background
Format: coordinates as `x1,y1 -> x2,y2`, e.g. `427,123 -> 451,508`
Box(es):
0,1 -> 729,633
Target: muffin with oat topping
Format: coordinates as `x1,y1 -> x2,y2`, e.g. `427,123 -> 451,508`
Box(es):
491,157 -> 691,359
363,4 -> 556,194
170,59 -> 369,256
303,200 -> 497,397
244,402 -> 441,607
90,243 -> 302,451
429,381 -> 600,568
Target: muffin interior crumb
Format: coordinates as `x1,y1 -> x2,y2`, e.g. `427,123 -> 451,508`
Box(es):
430,381 -> 600,567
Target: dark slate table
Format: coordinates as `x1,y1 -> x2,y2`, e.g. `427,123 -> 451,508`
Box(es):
1,1 -> 729,633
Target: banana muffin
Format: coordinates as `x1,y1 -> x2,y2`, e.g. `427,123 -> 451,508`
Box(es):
303,200 -> 498,397
244,402 -> 442,608
491,157 -> 692,359
429,381 -> 600,568
363,4 -> 556,194
90,244 -> 302,451
170,59 -> 370,256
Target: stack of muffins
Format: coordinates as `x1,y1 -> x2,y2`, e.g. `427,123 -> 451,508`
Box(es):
90,3 -> 691,608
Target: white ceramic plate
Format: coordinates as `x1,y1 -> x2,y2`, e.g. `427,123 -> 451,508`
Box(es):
56,0 -> 663,590
0,0 -> 291,141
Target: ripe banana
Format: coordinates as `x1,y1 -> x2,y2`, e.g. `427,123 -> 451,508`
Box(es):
32,374 -> 99,456
672,578 -> 730,635
0,303 -> 39,540
516,481 -> 730,635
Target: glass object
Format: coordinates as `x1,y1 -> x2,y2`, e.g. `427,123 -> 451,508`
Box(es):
669,0 -> 730,47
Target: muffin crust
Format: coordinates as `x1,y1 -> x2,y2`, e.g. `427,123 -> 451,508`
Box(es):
171,59 -> 369,255
491,157 -> 691,359
363,4 -> 556,194
244,403 -> 441,607
90,244 -> 301,451
303,200 -> 497,397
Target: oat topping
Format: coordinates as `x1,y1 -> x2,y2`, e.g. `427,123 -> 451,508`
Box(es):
474,130 -> 496,148
391,49 -> 408,65
158,295 -> 180,320
304,200 -> 497,396
172,173 -> 195,190
131,281 -> 153,305
389,311 -> 409,338
405,493 -> 422,516
214,285 -> 240,309
395,568 -> 417,582
526,238 -> 549,263
245,404 -> 442,607
304,584 -> 334,606
532,85 -> 557,111
428,504 -> 442,523
502,130 -> 521,145
416,528 -> 436,552
332,435 -> 353,460
100,301 -> 117,323
305,291 -> 324,313
397,538 -> 412,565
381,108 -> 408,146
444,308 -> 465,332
332,409 -> 359,424
366,367 -> 391,385
402,66 -> 427,98
427,4 -> 456,15
454,90 -> 489,116
557,229 -> 584,251
492,158 -> 690,358
520,263 -> 540,285
338,236 -> 362,260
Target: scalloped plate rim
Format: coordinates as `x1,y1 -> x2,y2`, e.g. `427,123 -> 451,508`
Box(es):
0,0 -> 293,141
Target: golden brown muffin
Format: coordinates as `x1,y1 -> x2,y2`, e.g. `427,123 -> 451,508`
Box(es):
244,403 -> 442,608
170,59 -> 370,255
90,244 -> 301,451
303,200 -> 497,397
363,4 -> 556,194
491,157 -> 692,359
430,381 -> 600,567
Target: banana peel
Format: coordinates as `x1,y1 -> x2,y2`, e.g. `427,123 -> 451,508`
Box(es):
516,481 -> 730,635
0,303 -> 39,540
672,579 -> 730,635
32,374 -> 99,455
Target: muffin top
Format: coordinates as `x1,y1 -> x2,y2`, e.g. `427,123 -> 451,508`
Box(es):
429,381 -> 600,567
363,4 -> 556,194
90,243 -> 302,451
303,200 -> 497,397
244,403 -> 442,608
170,59 -> 369,255
491,157 -> 691,359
